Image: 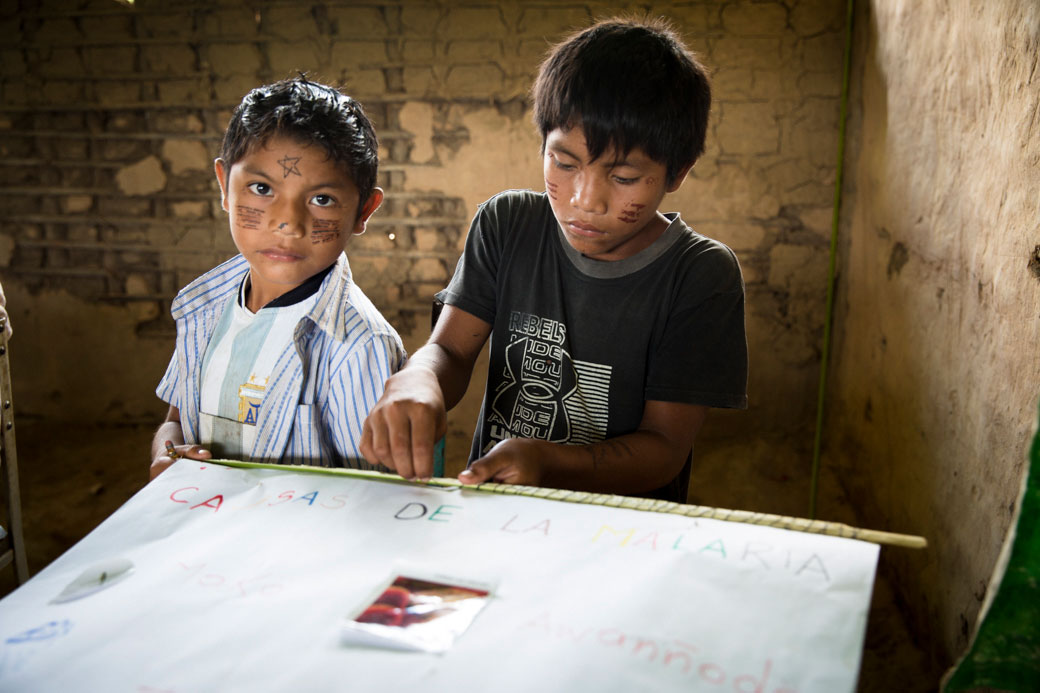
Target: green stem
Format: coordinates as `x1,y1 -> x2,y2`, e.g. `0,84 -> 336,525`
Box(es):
810,0 -> 856,519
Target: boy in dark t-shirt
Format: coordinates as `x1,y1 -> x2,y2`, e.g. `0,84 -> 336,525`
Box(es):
361,17 -> 748,502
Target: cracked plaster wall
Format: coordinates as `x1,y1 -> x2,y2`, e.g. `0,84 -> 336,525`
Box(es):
831,0 -> 1040,670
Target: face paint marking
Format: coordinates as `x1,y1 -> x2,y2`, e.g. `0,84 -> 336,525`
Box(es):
545,181 -> 559,201
236,205 -> 263,230
617,202 -> 645,224
311,218 -> 341,244
277,155 -> 302,178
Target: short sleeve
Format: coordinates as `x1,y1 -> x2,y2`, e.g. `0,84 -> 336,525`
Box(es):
155,351 -> 181,409
435,196 -> 508,325
645,245 -> 748,409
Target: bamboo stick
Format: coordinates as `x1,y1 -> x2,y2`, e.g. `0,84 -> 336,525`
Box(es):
203,459 -> 928,549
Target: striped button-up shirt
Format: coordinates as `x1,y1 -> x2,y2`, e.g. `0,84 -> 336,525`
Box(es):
156,253 -> 405,467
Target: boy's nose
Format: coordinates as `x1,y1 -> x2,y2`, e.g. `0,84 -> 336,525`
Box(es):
271,200 -> 306,238
571,172 -> 608,215
273,220 -> 305,238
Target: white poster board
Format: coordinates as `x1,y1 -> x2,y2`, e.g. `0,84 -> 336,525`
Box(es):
0,460 -> 879,692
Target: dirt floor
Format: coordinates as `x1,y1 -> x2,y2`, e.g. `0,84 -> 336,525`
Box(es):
0,420 -> 940,690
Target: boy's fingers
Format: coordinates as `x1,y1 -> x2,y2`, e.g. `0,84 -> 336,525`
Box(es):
359,421 -> 376,464
458,457 -> 506,485
149,457 -> 174,481
387,407 -> 417,480
361,411 -> 393,469
408,411 -> 438,480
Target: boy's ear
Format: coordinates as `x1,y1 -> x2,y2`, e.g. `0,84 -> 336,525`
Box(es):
214,158 -> 230,212
665,162 -> 696,193
352,187 -> 384,235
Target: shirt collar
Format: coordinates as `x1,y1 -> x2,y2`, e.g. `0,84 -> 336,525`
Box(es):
240,263 -> 335,310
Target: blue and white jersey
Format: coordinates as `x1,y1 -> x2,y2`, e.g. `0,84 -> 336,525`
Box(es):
198,279 -> 318,460
157,253 -> 406,467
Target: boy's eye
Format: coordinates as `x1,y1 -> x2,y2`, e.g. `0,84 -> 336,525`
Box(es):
247,182 -> 272,196
613,175 -> 638,185
550,154 -> 575,170
311,194 -> 336,207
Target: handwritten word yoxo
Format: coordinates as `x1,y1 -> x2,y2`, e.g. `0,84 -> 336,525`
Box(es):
177,561 -> 283,599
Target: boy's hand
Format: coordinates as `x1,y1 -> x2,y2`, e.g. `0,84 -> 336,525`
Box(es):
360,365 -> 447,480
149,441 -> 212,481
458,438 -> 549,487
0,280 -> 11,340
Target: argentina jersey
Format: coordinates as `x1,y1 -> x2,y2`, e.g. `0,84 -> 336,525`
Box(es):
198,278 -> 318,460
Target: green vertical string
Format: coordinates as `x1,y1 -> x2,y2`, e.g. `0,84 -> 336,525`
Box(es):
810,0 -> 856,519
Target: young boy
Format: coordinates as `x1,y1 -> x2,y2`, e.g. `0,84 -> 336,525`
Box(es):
150,77 -> 405,479
360,17 -> 747,502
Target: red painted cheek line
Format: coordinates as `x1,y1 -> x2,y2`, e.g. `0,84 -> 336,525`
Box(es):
545,181 -> 559,200
236,205 -> 263,230
618,213 -> 640,224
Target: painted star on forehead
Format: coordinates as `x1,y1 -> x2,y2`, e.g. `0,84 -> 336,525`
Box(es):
277,154 -> 302,178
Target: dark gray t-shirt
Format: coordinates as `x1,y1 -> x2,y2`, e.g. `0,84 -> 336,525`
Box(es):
437,190 -> 748,501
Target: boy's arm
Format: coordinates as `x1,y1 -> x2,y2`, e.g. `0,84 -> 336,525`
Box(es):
459,400 -> 708,495
360,305 -> 491,479
149,405 -> 211,481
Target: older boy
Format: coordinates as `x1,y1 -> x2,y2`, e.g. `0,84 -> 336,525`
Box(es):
151,77 -> 405,479
361,17 -> 747,502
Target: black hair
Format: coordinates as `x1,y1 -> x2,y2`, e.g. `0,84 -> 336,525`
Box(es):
532,16 -> 711,185
219,76 -> 379,215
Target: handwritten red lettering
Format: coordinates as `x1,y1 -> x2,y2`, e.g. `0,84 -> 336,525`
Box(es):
500,514 -> 551,535
268,490 -> 294,506
170,487 -> 198,504
520,613 -> 792,690
698,662 -> 725,684
320,493 -> 348,509
189,495 -> 223,512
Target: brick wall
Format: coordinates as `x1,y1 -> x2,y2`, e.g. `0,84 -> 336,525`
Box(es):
0,0 -> 845,458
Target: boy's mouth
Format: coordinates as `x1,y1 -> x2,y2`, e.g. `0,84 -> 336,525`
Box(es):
259,247 -> 304,261
565,220 -> 604,237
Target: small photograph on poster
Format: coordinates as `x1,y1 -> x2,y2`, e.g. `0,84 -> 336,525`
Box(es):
341,571 -> 495,653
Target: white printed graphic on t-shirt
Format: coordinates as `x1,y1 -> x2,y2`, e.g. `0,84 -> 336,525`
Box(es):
485,311 -> 610,451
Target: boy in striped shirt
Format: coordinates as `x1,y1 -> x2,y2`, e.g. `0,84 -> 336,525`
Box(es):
150,77 -> 405,479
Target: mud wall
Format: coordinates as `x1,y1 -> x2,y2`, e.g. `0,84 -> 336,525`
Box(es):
831,0 -> 1040,669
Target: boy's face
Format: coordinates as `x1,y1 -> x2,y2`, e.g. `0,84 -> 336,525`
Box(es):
542,127 -> 689,261
215,134 -> 382,311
